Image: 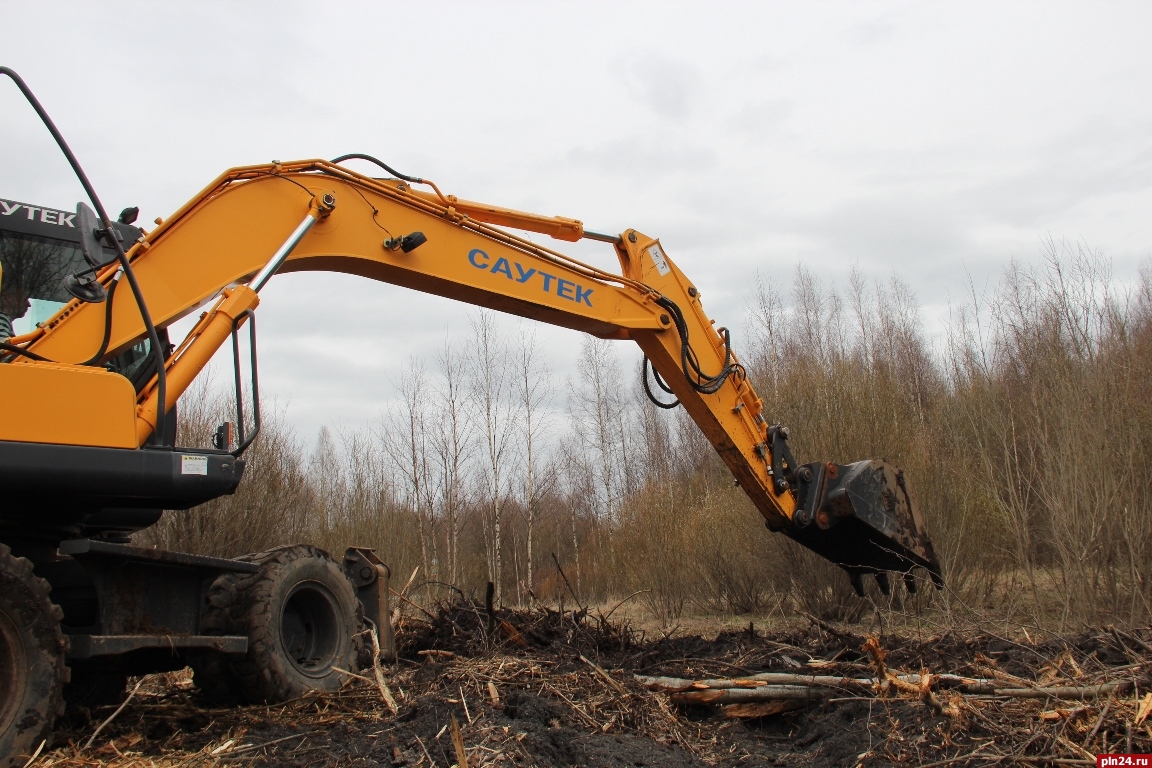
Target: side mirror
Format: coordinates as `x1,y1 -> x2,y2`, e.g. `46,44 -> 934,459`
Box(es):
64,202 -> 112,303
76,202 -> 118,269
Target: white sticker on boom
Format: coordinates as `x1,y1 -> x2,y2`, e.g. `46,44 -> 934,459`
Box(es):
648,244 -> 671,276
181,455 -> 208,476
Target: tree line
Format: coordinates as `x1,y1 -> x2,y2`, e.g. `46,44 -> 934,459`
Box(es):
144,240 -> 1152,630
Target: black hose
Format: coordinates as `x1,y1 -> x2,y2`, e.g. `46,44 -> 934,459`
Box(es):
330,153 -> 425,184
641,356 -> 680,409
653,294 -> 745,396
1,67 -> 169,444
0,341 -> 48,361
80,271 -> 120,366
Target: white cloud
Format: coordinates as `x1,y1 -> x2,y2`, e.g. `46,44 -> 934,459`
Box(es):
4,1 -> 1151,442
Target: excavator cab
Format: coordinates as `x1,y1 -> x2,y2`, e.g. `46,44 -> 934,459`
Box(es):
0,197 -> 140,337
0,197 -> 174,438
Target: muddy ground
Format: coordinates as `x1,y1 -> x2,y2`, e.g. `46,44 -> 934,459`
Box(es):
31,605 -> 1152,767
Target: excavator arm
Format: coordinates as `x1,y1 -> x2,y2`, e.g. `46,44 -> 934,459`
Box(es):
2,160 -> 942,589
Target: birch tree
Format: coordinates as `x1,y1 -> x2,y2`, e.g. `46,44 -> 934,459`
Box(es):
433,338 -> 472,585
381,360 -> 437,582
468,311 -> 514,605
514,326 -> 553,595
568,337 -> 625,523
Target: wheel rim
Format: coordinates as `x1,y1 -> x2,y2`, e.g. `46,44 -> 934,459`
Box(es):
280,580 -> 343,678
0,606 -> 28,733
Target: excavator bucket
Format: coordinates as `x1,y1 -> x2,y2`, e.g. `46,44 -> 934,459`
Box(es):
783,459 -> 944,595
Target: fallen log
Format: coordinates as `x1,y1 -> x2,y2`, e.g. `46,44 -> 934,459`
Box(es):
669,685 -> 829,704
721,700 -> 804,719
986,681 -> 1132,700
634,672 -> 920,692
638,673 -> 1132,704
635,672 -> 992,693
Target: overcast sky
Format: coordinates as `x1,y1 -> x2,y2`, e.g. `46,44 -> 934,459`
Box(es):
4,2 -> 1151,445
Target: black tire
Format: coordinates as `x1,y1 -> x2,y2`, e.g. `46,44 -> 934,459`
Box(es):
192,568 -> 250,704
224,546 -> 362,704
0,544 -> 68,768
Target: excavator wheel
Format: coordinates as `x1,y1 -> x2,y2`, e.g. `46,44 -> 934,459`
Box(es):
206,545 -> 364,704
0,544 -> 69,768
192,568 -> 251,704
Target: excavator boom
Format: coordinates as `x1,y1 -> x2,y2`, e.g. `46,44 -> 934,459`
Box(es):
2,159 -> 942,587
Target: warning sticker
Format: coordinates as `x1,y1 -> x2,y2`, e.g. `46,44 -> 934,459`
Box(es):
181,455 -> 208,476
648,244 -> 671,276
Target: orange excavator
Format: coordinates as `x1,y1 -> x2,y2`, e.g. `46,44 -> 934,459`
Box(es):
0,69 -> 941,764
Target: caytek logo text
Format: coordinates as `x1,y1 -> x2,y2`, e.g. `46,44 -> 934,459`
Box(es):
468,248 -> 593,307
0,200 -> 76,227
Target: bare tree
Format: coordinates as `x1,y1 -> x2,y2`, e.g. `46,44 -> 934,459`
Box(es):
433,338 -> 473,586
468,311 -> 515,606
381,360 -> 438,583
568,337 -> 625,524
309,426 -> 342,531
513,326 -> 553,596
747,272 -> 785,402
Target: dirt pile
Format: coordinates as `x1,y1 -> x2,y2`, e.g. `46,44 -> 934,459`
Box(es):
29,604 -> 1152,767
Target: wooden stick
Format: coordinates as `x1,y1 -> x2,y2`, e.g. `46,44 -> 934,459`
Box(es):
414,734 -> 436,767
459,685 -> 472,725
581,655 -> 628,696
84,678 -> 144,749
635,672 -> 951,692
333,666 -> 375,684
366,618 -> 399,714
399,565 -> 421,597
391,589 -> 437,620
20,739 -> 45,768
418,649 -> 457,660
450,714 -> 468,768
389,565 -> 424,631
601,590 -> 650,622
225,731 -> 320,757
990,681 -> 1131,700
551,552 -> 585,613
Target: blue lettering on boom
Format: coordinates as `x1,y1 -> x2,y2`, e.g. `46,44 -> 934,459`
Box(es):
468,248 -> 490,269
467,250 -> 593,307
491,257 -> 514,279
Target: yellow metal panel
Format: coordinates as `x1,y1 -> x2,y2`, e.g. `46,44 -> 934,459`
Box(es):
0,364 -> 138,448
24,164 -> 664,364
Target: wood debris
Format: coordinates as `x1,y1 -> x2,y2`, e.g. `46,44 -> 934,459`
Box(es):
21,604 -> 1149,767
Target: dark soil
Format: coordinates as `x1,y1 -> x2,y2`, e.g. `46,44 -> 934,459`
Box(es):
38,605 -> 1152,767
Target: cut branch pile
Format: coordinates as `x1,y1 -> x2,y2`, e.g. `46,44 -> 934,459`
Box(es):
21,605 -> 1152,767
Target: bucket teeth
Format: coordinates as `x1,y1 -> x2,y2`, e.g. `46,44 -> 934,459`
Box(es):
875,572 -> 891,596
849,571 -> 865,597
